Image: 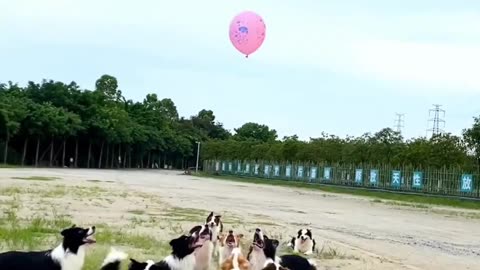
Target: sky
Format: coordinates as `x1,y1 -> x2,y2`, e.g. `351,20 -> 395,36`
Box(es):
1,0 -> 479,140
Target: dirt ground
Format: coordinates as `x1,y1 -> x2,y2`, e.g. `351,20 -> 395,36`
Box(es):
0,168 -> 479,270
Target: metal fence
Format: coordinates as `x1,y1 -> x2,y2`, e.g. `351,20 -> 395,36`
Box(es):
203,160 -> 480,198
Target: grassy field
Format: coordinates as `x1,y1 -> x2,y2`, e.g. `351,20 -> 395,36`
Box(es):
197,173 -> 480,210
0,183 -> 172,270
2,176 -> 347,270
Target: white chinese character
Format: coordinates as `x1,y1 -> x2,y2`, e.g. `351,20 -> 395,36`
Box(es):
324,168 -> 331,179
413,174 -> 421,186
462,176 -> 472,191
392,173 -> 400,184
355,171 -> 362,181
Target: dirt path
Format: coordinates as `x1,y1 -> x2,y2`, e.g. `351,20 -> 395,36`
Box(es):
1,168 -> 479,270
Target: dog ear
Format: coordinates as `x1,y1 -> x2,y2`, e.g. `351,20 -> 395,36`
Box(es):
169,237 -> 180,247
129,258 -> 139,264
271,239 -> 280,249
61,225 -> 76,236
237,233 -> 244,238
60,228 -> 70,236
189,225 -> 201,235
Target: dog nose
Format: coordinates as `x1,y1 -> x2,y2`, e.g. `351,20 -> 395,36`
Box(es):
92,226 -> 96,231
228,230 -> 233,234
255,228 -> 261,233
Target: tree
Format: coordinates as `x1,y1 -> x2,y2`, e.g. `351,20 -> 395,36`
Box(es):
234,122 -> 277,142
463,116 -> 480,167
0,85 -> 28,164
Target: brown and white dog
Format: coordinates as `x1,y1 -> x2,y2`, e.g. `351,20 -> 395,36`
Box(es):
219,230 -> 244,265
220,247 -> 249,270
189,224 -> 213,270
205,212 -> 223,261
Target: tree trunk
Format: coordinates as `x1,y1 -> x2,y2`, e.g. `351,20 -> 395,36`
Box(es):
3,133 -> 9,165
22,137 -> 28,166
87,141 -> 92,168
123,147 -> 127,169
128,148 -> 132,168
49,136 -> 54,167
105,143 -> 110,169
35,138 -> 40,167
118,144 -> 122,168
62,139 -> 66,167
74,139 -> 78,168
98,141 -> 104,169
147,151 -> 151,169
110,144 -> 115,168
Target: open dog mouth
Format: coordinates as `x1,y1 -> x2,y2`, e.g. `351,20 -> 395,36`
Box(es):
226,234 -> 236,247
253,232 -> 264,248
190,233 -> 203,249
83,228 -> 96,244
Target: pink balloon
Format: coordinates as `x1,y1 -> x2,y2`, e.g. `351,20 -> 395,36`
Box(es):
229,11 -> 266,58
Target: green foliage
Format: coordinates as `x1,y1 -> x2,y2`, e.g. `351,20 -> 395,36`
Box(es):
0,76 -> 232,168
203,128 -> 477,170
0,75 -> 479,170
234,122 -> 277,142
463,116 -> 480,164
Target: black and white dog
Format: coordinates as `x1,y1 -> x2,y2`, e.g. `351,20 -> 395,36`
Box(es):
189,224 -> 213,270
0,225 -> 123,270
289,229 -> 316,255
100,247 -> 129,270
128,231 -> 204,270
247,228 -> 317,270
205,212 -> 222,249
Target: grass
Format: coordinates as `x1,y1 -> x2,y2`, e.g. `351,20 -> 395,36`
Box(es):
0,164 -> 20,168
127,209 -> 146,215
196,173 -> 480,210
162,207 -> 208,222
0,208 -> 170,270
11,176 -> 59,181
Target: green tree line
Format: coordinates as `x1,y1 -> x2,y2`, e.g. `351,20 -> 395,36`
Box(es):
0,75 -> 229,168
1,75 -> 480,170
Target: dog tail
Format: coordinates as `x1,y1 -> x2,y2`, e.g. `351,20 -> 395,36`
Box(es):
100,247 -> 128,270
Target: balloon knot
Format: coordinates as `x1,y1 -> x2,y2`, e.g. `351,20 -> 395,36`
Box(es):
245,55 -> 249,58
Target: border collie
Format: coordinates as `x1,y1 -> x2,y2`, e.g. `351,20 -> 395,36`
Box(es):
205,212 -> 223,255
218,230 -> 244,265
128,232 -> 203,270
100,247 -> 129,270
220,247 -> 249,270
0,225 -> 98,270
289,229 -> 316,255
247,228 -> 317,270
189,224 -> 213,270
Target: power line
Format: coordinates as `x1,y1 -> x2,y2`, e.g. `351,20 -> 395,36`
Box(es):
393,113 -> 405,134
427,104 -> 445,138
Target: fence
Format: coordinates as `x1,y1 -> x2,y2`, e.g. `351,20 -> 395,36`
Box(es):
203,160 -> 480,198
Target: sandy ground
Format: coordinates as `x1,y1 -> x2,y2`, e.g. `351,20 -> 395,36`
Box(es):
0,168 -> 479,270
